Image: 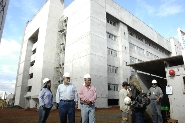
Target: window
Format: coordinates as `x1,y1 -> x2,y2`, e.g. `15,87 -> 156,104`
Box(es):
131,71 -> 135,75
107,32 -> 117,41
29,29 -> 39,43
107,65 -> 118,73
137,46 -> 144,54
159,48 -> 163,53
130,56 -> 136,64
30,60 -> 35,66
136,35 -> 143,42
146,51 -> 149,57
28,86 -> 32,92
107,18 -> 116,26
145,40 -> 150,46
183,77 -> 185,94
61,44 -> 65,52
108,83 -> 119,91
107,48 -> 117,57
154,55 -> 159,59
29,73 -> 33,79
138,59 -> 143,63
128,30 -> 134,36
146,51 -> 153,58
32,49 -> 36,54
129,43 -> 136,50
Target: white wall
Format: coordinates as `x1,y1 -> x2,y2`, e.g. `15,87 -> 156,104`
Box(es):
15,0 -> 64,107
169,37 -> 183,56
166,65 -> 185,123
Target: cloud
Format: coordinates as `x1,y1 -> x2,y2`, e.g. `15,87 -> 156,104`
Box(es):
0,67 -> 17,94
136,0 -> 156,15
136,0 -> 184,17
0,65 -> 18,76
5,15 -> 20,34
12,0 -> 40,14
0,38 -> 20,94
11,0 -> 46,22
0,38 -> 21,59
0,0 -> 46,94
157,0 -> 184,17
0,80 -> 15,94
0,64 -> 18,93
157,4 -> 183,17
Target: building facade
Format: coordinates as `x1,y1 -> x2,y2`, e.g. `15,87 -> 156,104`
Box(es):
0,0 -> 10,42
169,37 -> 183,56
15,0 -> 179,108
178,28 -> 185,49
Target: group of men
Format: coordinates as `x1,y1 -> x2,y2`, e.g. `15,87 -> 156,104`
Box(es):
119,79 -> 163,123
56,72 -> 97,123
39,72 -> 163,123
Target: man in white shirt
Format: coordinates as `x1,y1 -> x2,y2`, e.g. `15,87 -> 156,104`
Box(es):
56,72 -> 78,123
119,81 -> 131,123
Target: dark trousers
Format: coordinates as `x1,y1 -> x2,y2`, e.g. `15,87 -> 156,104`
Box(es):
135,111 -> 144,123
132,109 -> 145,123
59,101 -> 75,123
38,106 -> 51,123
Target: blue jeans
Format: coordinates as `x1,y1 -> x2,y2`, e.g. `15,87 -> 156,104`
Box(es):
58,101 -> 75,123
135,111 -> 144,123
151,100 -> 163,123
38,106 -> 51,123
81,104 -> 96,123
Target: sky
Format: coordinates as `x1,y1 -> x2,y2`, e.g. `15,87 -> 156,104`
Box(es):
0,0 -> 185,94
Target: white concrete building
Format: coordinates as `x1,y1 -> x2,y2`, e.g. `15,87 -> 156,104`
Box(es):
178,28 -> 185,49
15,0 -> 180,109
0,0 -> 10,42
169,37 -> 183,56
14,0 -> 64,108
0,91 -> 7,100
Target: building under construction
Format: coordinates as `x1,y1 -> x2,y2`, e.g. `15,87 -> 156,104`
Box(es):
15,0 -> 182,111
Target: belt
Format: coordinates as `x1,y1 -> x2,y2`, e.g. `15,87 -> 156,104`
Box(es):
81,103 -> 88,105
60,100 -> 74,102
80,101 -> 93,105
81,103 -> 94,106
151,98 -> 157,100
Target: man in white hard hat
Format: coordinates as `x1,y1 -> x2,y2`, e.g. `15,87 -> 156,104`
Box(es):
119,81 -> 131,123
147,79 -> 163,123
56,72 -> 78,123
78,74 -> 97,123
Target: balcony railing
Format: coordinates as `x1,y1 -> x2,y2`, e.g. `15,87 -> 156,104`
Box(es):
32,42 -> 38,51
29,66 -> 33,74
27,79 -> 33,86
31,54 -> 36,62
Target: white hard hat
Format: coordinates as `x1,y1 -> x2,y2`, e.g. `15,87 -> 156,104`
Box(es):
124,96 -> 131,105
152,79 -> 157,84
63,72 -> 70,77
84,74 -> 91,78
43,78 -> 50,85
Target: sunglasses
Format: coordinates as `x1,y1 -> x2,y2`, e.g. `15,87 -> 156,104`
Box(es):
152,83 -> 156,85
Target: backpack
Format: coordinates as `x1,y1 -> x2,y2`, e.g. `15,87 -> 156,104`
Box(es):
131,93 -> 150,109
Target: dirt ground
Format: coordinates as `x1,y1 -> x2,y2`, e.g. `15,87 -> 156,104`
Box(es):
0,106 -> 123,123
